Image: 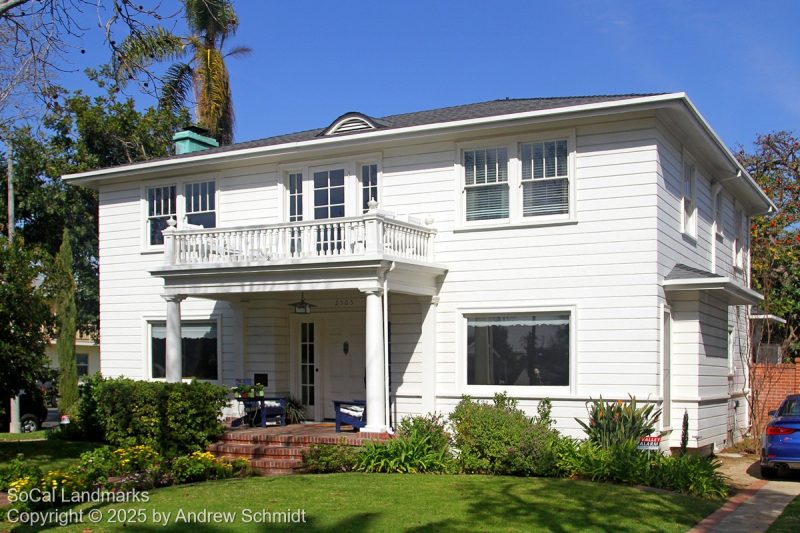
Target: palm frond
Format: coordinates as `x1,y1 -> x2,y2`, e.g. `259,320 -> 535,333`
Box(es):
183,0 -> 239,41
113,27 -> 186,84
224,45 -> 252,58
158,63 -> 194,115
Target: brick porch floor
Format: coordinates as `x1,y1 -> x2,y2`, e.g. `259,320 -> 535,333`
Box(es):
208,423 -> 390,475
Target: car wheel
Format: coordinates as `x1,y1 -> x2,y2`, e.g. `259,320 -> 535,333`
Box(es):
20,414 -> 39,433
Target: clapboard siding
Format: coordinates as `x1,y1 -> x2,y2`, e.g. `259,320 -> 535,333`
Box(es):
91,108 -> 761,450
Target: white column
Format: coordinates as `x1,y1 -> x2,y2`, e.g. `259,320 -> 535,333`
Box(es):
9,395 -> 20,433
163,295 -> 185,383
361,287 -> 387,432
419,296 -> 439,414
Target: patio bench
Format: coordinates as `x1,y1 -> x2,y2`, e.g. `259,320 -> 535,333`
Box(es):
333,400 -> 366,432
237,397 -> 287,427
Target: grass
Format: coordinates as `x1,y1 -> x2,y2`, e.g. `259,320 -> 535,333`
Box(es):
0,437 -> 102,471
3,473 -> 720,532
0,431 -> 48,442
768,495 -> 800,533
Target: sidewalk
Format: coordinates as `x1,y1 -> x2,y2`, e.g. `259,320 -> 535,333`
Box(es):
690,478 -> 800,533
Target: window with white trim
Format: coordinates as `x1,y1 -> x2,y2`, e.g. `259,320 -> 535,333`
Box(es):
76,353 -> 89,377
520,140 -> 569,216
682,163 -> 697,237
734,207 -> 744,269
288,172 -> 303,222
185,180 -> 216,228
313,168 -> 346,219
147,185 -> 176,246
361,163 -> 379,213
467,313 -> 570,386
464,147 -> 509,221
151,321 -> 218,380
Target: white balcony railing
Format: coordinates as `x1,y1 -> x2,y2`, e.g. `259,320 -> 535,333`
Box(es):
162,211 -> 436,267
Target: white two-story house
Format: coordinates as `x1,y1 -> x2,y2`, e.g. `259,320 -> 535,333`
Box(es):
63,93 -> 773,452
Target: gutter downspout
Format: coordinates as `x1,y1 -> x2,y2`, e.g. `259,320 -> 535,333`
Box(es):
384,262 -> 395,434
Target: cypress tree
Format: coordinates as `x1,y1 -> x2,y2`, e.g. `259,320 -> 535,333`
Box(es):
55,228 -> 78,414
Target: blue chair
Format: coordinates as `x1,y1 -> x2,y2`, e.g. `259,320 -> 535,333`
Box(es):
334,400 -> 366,432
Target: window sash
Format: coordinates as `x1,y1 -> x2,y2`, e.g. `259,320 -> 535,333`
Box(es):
361,164 -> 379,213
467,313 -> 570,387
466,183 -> 509,221
521,140 -> 568,181
313,169 -> 346,219
147,185 -> 176,246
185,181 -> 216,228
289,172 -> 303,222
465,148 -> 508,186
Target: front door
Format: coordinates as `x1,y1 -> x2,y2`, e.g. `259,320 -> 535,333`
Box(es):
323,317 -> 366,419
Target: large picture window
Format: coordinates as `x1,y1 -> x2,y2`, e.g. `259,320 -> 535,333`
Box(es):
467,314 -> 570,386
464,148 -> 509,221
151,322 -> 218,380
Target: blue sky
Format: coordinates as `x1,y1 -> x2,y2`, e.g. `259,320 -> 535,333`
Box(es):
62,0 -> 799,151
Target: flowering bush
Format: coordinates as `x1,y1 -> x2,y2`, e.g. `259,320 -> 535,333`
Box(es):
170,451 -> 235,484
114,444 -> 162,474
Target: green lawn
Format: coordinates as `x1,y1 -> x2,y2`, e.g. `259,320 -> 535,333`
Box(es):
0,431 -> 48,442
0,438 -> 102,471
768,495 -> 800,533
4,474 -> 720,532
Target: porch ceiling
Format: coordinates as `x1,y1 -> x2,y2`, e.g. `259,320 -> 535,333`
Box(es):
152,259 -> 446,298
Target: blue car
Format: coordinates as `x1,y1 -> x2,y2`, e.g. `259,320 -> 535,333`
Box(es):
761,394 -> 800,478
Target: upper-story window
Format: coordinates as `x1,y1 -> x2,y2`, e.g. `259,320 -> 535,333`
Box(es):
185,181 -> 216,228
520,140 -> 569,216
682,163 -> 697,237
734,207 -> 745,269
147,185 -> 176,246
288,172 -> 303,222
715,190 -> 724,237
464,147 -> 509,221
313,168 -> 346,219
361,164 -> 379,213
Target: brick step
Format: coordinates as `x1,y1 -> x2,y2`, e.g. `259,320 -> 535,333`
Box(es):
209,442 -> 308,460
249,458 -> 305,476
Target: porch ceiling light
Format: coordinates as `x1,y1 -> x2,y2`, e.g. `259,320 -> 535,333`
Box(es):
290,293 -> 316,314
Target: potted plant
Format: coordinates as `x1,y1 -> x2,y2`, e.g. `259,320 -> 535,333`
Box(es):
254,383 -> 265,398
233,384 -> 250,399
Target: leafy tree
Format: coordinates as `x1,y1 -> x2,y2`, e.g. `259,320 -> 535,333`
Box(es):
0,71 -> 190,336
54,228 -> 78,414
736,131 -> 800,357
114,0 -> 250,144
0,238 -> 52,401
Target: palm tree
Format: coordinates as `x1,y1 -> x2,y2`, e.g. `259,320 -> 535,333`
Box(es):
114,0 -> 250,145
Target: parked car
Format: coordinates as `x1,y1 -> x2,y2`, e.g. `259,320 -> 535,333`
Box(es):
761,394 -> 800,478
1,388 -> 49,433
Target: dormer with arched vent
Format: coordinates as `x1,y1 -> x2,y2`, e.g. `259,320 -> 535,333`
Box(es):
319,112 -> 386,136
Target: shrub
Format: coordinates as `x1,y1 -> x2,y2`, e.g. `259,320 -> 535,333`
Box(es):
170,451 -> 234,484
357,435 -> 450,474
557,440 -> 729,499
79,377 -> 229,457
505,425 -> 575,477
449,393 -> 532,473
0,455 -> 43,491
303,443 -> 361,473
576,395 -> 661,448
396,413 -> 451,454
75,447 -> 117,485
